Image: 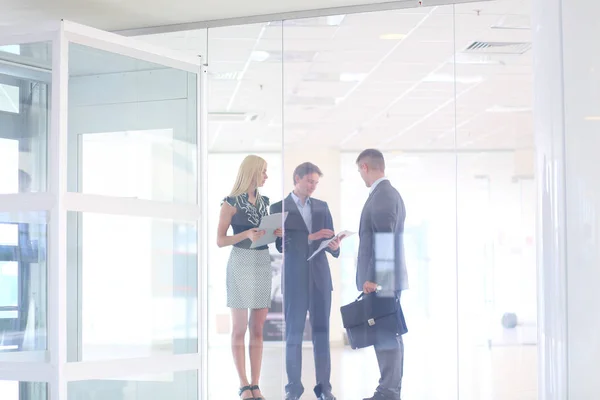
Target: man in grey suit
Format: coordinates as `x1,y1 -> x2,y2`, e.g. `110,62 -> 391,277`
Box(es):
355,149 -> 408,400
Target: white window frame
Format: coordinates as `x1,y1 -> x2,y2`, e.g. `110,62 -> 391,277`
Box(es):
0,20 -> 204,400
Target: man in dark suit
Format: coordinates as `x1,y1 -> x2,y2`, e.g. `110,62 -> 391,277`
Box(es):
271,162 -> 341,400
355,149 -> 408,400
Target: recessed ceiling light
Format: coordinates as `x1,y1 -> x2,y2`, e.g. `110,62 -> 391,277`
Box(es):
380,34 -> 407,40
326,15 -> 346,26
209,112 -> 258,122
585,116 -> 600,121
454,53 -> 503,65
250,51 -> 270,62
486,105 -> 531,113
278,15 -> 345,27
339,73 -> 368,82
424,73 -> 483,84
209,71 -> 242,80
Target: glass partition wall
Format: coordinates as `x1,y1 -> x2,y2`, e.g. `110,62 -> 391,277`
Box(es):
138,1 -> 535,399
0,21 -> 202,400
206,22 -> 285,400
0,1 -> 535,399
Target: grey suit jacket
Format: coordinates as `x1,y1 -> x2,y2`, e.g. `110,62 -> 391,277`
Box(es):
271,195 -> 339,293
356,179 -> 408,292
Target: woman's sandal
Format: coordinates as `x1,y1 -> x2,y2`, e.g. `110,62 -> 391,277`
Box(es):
250,385 -> 264,400
239,385 -> 255,399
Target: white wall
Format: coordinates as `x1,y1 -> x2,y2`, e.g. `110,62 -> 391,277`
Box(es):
553,0 -> 600,398
534,0 -> 600,398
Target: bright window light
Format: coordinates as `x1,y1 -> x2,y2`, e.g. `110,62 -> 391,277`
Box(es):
0,83 -> 19,114
0,224 -> 18,246
0,138 -> 19,193
0,45 -> 20,55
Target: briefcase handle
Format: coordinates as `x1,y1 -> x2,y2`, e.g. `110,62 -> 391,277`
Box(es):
356,285 -> 383,301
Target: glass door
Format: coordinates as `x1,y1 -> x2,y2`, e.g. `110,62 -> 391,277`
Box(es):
0,20 -> 202,400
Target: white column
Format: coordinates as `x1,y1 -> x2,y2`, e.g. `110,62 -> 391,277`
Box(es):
534,0 -> 600,398
48,25 -> 69,400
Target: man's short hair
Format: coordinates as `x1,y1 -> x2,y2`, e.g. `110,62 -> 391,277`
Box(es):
356,149 -> 386,171
293,162 -> 323,185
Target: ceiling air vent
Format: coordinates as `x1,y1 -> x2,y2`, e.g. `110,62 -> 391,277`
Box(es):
464,41 -> 531,55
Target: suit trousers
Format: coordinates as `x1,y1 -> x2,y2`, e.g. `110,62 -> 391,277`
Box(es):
374,292 -> 404,400
284,277 -> 332,397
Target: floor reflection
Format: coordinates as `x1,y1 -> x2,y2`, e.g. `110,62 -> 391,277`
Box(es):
208,342 -> 536,400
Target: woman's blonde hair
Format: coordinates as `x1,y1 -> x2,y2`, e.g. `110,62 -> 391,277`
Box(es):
229,155 -> 267,197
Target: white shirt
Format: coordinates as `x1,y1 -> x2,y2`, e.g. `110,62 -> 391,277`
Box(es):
292,192 -> 312,244
370,177 -> 388,194
290,191 -> 312,233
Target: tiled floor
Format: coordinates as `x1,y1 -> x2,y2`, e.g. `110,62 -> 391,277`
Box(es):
208,342 -> 537,400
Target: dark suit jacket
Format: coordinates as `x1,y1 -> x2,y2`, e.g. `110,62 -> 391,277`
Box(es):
271,194 -> 340,293
356,179 -> 408,292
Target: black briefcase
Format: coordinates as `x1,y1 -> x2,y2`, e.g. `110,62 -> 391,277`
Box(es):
340,292 -> 407,349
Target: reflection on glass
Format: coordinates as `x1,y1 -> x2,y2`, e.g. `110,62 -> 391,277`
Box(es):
0,42 -> 50,193
0,42 -> 52,70
207,20 -> 284,399
135,1 -> 536,398
0,212 -> 47,353
137,30 -> 208,60
67,212 -> 197,361
454,1 -> 535,397
341,151 -> 458,398
67,370 -> 197,400
67,43 -> 197,203
0,380 -> 47,400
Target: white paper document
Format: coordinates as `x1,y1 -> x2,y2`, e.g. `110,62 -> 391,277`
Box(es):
249,212 -> 288,249
307,230 -> 355,261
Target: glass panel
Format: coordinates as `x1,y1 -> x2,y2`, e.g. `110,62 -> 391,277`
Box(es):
67,370 -> 197,400
67,212 -> 197,362
341,151 -> 458,399
67,43 -> 197,203
285,6 -> 457,400
137,30 -> 208,61
0,41 -> 50,193
0,211 -> 47,354
0,42 -> 52,70
207,22 -> 284,399
0,380 -> 47,400
454,1 -> 536,399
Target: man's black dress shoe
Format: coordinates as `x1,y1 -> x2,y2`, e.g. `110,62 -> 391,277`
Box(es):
318,394 -> 336,400
363,392 -> 398,400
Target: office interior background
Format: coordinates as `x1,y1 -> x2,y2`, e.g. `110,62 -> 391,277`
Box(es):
1,0 -> 597,398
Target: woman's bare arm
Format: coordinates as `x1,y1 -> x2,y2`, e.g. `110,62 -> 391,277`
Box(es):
216,203 -> 254,247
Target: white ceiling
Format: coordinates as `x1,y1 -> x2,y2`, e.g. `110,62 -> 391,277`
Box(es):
139,0 -> 533,153
0,0 -> 481,31
0,0 -> 532,163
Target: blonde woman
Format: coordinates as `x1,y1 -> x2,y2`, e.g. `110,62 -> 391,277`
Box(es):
217,155 -> 281,400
